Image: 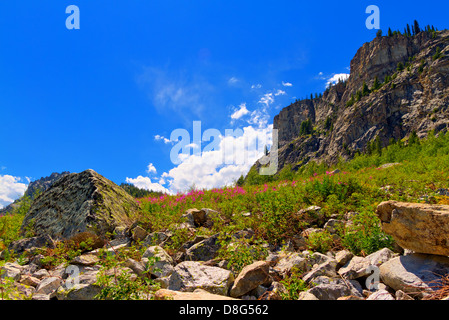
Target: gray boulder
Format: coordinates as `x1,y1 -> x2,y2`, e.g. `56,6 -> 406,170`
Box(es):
168,261 -> 234,295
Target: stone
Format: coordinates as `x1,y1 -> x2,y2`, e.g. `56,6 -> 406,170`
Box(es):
0,263 -> 23,281
324,219 -> 345,234
395,290 -> 414,300
302,258 -> 338,283
376,201 -> 449,256
35,277 -> 62,295
335,250 -> 354,268
297,291 -> 320,300
54,283 -> 102,300
338,248 -> 395,280
184,234 -> 221,262
70,254 -> 100,266
182,208 -> 215,228
142,246 -> 174,278
305,276 -> 363,300
230,261 -> 270,298
19,275 -> 41,287
168,261 -> 234,296
20,169 -> 139,239
273,252 -> 308,276
7,235 -> 56,255
154,289 -> 238,300
131,226 -> 148,242
380,253 -> 449,298
366,289 -> 395,300
32,269 -> 50,280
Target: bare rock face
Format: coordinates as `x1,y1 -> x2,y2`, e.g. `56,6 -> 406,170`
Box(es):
253,30 -> 449,174
376,201 -> 449,256
20,169 -> 139,240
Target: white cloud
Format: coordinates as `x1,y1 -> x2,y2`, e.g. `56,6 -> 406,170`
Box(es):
125,176 -> 169,194
274,89 -> 286,96
231,103 -> 250,120
0,175 -> 28,209
326,73 -> 350,86
147,163 -> 157,175
154,135 -> 172,144
163,125 -> 273,193
251,84 -> 262,90
258,93 -> 274,108
228,77 -> 239,85
282,81 -> 293,87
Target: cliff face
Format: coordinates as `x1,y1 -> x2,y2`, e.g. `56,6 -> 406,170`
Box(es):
269,30 -> 449,172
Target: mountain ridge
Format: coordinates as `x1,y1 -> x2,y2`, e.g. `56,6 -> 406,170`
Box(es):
251,27 -> 449,177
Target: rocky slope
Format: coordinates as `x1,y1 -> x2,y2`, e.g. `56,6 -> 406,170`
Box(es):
3,198 -> 449,301
257,29 -> 449,173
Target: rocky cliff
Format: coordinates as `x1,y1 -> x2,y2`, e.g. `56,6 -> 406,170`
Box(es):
263,29 -> 449,173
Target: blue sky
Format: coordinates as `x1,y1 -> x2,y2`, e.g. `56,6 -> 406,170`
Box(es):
1,0 -> 448,206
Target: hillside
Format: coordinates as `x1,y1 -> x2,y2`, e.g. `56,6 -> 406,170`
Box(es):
248,26 -> 449,178
0,131 -> 449,300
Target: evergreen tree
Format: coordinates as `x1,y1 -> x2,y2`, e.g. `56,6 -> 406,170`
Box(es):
406,24 -> 412,37
362,81 -> 370,96
300,119 -> 313,136
397,62 -> 404,72
388,28 -> 393,37
372,76 -> 381,91
376,29 -> 383,38
414,20 -> 421,34
408,131 -> 420,145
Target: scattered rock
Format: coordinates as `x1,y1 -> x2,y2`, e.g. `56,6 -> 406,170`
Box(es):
7,235 -> 56,255
338,248 -> 395,280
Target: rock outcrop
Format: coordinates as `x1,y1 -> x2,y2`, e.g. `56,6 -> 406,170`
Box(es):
20,169 -> 139,240
252,29 -> 449,174
376,201 -> 449,256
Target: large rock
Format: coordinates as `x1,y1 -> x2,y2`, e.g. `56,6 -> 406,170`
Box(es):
230,261 -> 270,298
303,276 -> 363,300
338,248 -> 395,280
168,261 -> 234,296
7,235 -> 56,255
142,246 -> 174,278
376,201 -> 449,256
20,169 -> 139,239
380,253 -> 449,298
184,234 -> 221,262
